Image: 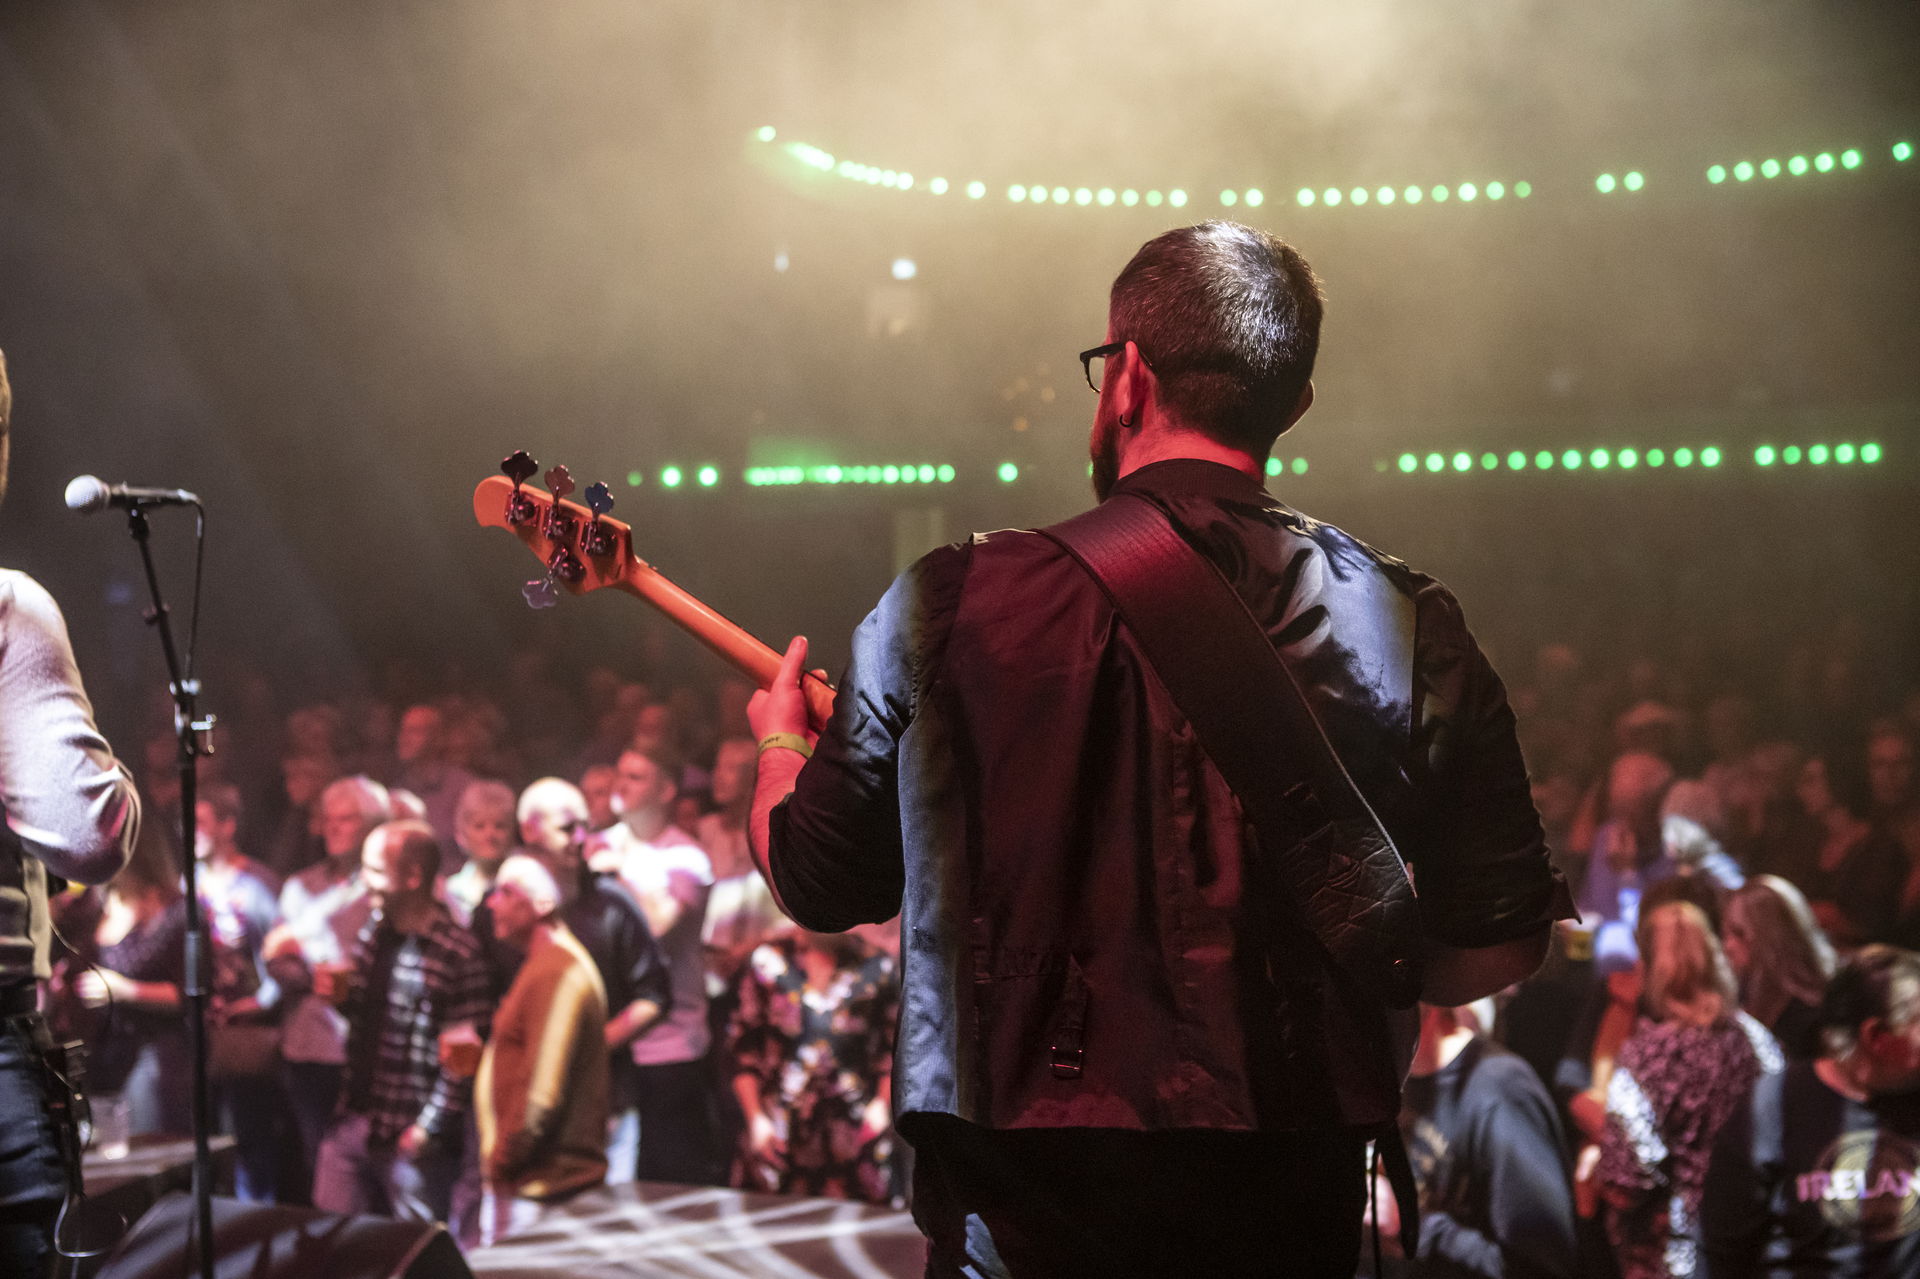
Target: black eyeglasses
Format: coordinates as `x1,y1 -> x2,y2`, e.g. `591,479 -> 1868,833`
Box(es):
1078,341 -> 1151,392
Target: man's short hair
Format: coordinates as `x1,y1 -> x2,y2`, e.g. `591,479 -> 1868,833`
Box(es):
495,852 -> 562,917
1819,944 -> 1920,1058
1108,221 -> 1324,453
619,742 -> 683,787
369,819 -> 441,885
321,775 -> 392,827
456,779 -> 517,825
517,777 -> 589,830
201,781 -> 243,826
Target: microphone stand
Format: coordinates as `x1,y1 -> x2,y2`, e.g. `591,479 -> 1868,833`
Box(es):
123,502 -> 217,1279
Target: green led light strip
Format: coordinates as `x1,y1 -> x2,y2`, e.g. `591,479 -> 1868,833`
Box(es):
1388,440 -> 1886,474
1704,143 -> 1904,186
744,463 -> 958,487
1393,446 -> 1724,474
763,128 -> 1915,212
762,129 -> 1525,212
1752,441 -> 1883,467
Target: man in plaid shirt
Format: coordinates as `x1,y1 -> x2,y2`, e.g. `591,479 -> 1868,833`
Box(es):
311,821 -> 491,1222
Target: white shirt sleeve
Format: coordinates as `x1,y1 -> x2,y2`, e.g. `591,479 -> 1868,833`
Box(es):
0,571 -> 140,884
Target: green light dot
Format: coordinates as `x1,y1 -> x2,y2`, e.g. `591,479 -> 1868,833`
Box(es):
1297,188 -> 1317,207
1290,457 -> 1308,475
937,465 -> 955,482
1398,453 -> 1418,474
882,465 -> 900,483
660,466 -> 682,488
1376,186 -> 1395,205
1618,448 -> 1638,468
1814,153 -> 1834,173
967,180 -> 986,199
1861,442 -> 1882,464
899,173 -> 914,190
1596,173 -> 1617,194
825,465 -> 844,482
1008,185 -> 1027,202
1734,161 -> 1756,181
1244,189 -> 1264,207
1425,453 -> 1444,473
1266,457 -> 1283,477
1562,449 -> 1583,470
1324,188 -> 1343,207
1707,164 -> 1728,184
1755,445 -> 1777,467
1351,187 -> 1369,205
996,462 -> 1019,482
697,465 -> 719,487
900,464 -> 917,484
1782,445 -> 1802,465
1895,142 -> 1914,162
1534,450 -> 1555,470
1458,182 -> 1477,201
1169,189 -> 1188,208
1589,448 -> 1610,469
1674,447 -> 1694,468
1701,447 -> 1723,467
1431,184 -> 1449,202
931,177 -> 949,195
1220,189 -> 1238,207
1787,156 -> 1809,176
1146,190 -> 1163,207
1121,189 -> 1139,206
1507,451 -> 1526,470
1647,448 -> 1665,467
1486,181 -> 1505,200
1623,171 -> 1644,192
1808,444 -> 1830,465
755,126 -> 777,143
1841,149 -> 1862,170
1097,188 -> 1115,206
1073,187 -> 1092,205
1450,451 -> 1471,472
1051,187 -> 1069,204
626,470 -> 643,487
1515,181 -> 1532,198
1404,186 -> 1423,204
1480,452 -> 1499,471
1760,158 -> 1782,179
1836,443 -> 1856,463
919,465 -> 936,483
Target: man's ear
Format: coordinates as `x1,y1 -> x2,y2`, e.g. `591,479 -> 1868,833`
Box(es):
1117,340 -> 1155,427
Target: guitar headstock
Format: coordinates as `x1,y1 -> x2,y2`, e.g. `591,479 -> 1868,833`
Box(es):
473,451 -> 640,608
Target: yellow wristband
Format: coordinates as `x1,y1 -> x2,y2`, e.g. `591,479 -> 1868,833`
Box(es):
756,732 -> 814,760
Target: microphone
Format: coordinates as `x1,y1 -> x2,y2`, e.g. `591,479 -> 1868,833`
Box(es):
64,475 -> 201,515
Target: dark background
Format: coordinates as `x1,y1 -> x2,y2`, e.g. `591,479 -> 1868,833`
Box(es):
1,0 -> 1915,752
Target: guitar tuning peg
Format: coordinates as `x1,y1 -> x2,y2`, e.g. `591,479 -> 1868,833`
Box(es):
522,576 -> 560,610
546,545 -> 585,584
544,465 -> 576,501
581,481 -> 618,557
501,450 -> 539,526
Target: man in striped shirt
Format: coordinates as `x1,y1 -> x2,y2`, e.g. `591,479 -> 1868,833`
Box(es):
311,821 -> 490,1223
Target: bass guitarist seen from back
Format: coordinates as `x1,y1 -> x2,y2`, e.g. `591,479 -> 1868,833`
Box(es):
746,222 -> 1575,1278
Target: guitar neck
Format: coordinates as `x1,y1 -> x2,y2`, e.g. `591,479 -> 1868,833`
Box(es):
612,559 -> 837,727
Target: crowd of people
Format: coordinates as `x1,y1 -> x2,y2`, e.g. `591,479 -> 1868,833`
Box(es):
50,633 -> 1920,1271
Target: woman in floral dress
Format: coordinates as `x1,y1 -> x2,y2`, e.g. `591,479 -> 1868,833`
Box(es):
727,929 -> 900,1204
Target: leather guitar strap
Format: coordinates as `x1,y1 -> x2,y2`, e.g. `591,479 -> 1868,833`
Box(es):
1039,491 -> 1422,1257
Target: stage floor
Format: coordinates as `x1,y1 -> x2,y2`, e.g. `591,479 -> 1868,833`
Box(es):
467,1182 -> 924,1279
